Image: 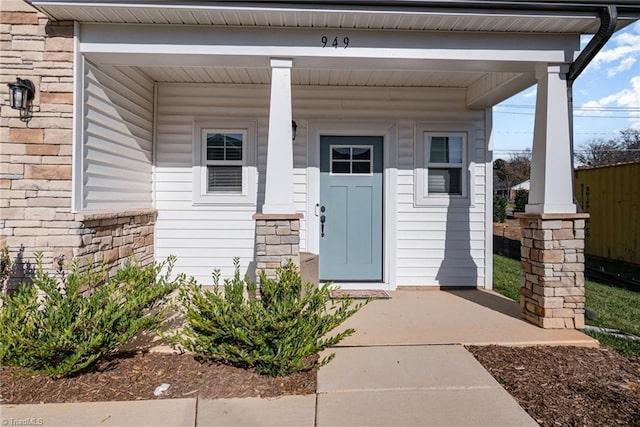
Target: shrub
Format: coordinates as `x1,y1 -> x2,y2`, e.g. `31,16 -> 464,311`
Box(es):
514,189 -> 529,213
0,246 -> 10,293
493,195 -> 508,222
0,254 -> 185,377
170,259 -> 367,377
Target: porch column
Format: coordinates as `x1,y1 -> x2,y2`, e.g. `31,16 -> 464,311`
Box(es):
253,58 -> 301,281
517,64 -> 588,329
262,58 -> 295,214
527,64 -> 576,215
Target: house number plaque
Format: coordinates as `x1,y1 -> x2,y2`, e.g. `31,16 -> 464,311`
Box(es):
321,36 -> 350,48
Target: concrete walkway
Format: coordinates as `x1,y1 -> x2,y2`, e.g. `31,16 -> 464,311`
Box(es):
1,290 -> 597,426
335,289 -> 598,347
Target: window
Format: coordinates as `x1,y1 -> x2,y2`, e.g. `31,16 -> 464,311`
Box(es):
193,121 -> 256,205
415,125 -> 472,207
426,135 -> 463,195
205,132 -> 244,193
330,145 -> 373,175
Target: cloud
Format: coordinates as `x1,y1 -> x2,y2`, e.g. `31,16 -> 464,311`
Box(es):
578,76 -> 640,126
607,57 -> 636,77
522,88 -> 536,99
590,22 -> 640,77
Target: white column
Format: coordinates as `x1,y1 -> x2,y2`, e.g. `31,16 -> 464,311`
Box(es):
262,59 -> 296,214
526,64 -> 577,214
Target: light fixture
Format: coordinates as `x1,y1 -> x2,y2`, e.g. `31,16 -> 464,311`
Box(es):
292,120 -> 298,141
8,78 -> 35,111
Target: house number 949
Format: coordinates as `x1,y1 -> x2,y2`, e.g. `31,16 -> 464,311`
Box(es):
321,36 -> 350,48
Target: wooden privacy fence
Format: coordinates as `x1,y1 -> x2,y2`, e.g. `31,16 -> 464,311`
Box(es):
574,162 -> 640,266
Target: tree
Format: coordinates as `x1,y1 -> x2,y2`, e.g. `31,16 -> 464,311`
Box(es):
575,128 -> 640,167
493,149 -> 531,197
506,149 -> 531,185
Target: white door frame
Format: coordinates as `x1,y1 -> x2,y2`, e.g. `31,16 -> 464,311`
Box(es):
307,121 -> 398,290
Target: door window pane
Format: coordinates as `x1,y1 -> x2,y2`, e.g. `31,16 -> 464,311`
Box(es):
332,147 -> 350,160
332,161 -> 350,174
352,161 -> 371,174
352,147 -> 371,160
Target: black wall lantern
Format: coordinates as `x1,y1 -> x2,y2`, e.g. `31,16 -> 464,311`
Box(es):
292,120 -> 298,141
8,78 -> 35,110
7,78 -> 35,122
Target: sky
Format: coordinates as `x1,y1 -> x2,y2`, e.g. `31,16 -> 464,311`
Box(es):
493,20 -> 640,160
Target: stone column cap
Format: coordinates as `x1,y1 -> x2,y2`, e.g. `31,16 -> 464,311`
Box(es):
76,208 -> 158,221
253,213 -> 303,220
515,212 -> 589,220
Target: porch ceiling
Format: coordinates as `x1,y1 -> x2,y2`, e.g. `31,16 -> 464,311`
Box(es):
130,65 -> 484,87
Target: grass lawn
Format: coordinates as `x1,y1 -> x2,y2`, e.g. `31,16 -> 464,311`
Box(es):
493,254 -> 640,356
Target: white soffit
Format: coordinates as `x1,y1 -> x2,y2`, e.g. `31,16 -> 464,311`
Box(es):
126,65 -> 484,87
30,3 -> 636,33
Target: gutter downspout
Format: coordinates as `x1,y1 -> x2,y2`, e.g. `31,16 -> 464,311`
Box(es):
566,5 -> 617,210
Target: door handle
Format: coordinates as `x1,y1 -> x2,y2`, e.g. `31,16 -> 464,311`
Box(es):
320,205 -> 326,237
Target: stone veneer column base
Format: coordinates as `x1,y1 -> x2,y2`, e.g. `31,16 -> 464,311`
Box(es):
73,209 -> 157,276
253,213 -> 303,281
516,213 -> 589,329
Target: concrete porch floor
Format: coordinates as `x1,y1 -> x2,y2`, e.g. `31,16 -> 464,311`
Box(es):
334,289 -> 598,347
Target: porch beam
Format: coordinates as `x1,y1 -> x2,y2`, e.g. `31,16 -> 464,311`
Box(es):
526,64 -> 576,214
262,58 -> 296,215
80,23 -> 579,68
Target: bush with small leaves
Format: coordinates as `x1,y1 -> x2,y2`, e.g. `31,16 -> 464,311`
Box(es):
0,246 -> 11,292
514,189 -> 529,213
0,254 -> 186,378
169,258 -> 367,377
493,195 -> 508,223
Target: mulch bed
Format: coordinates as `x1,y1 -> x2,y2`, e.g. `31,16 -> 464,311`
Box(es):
3,345 -> 640,426
494,218 -> 522,240
0,352 -> 316,405
468,345 -> 640,427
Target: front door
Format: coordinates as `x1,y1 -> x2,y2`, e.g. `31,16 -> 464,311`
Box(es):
319,136 -> 383,281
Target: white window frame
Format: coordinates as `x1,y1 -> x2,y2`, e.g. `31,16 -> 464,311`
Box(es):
192,120 -> 257,205
415,124 -> 474,207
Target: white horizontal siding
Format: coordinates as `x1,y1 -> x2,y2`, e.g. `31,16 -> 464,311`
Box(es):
155,83 -> 486,286
82,62 -> 154,210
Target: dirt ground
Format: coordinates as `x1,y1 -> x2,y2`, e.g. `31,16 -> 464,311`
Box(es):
0,352 -> 315,404
469,345 -> 640,427
494,218 -> 522,240
2,346 -> 640,427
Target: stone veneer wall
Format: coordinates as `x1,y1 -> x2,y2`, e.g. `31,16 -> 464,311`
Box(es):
73,210 -> 157,276
1,1 -> 76,284
518,213 -> 589,329
253,214 -> 302,280
0,2 -> 155,286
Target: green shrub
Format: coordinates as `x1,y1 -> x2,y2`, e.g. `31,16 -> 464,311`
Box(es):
170,259 -> 367,377
0,254 -> 185,377
493,195 -> 508,222
514,189 -> 529,213
0,246 -> 11,291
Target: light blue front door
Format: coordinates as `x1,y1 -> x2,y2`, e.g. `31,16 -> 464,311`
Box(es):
319,136 -> 383,281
